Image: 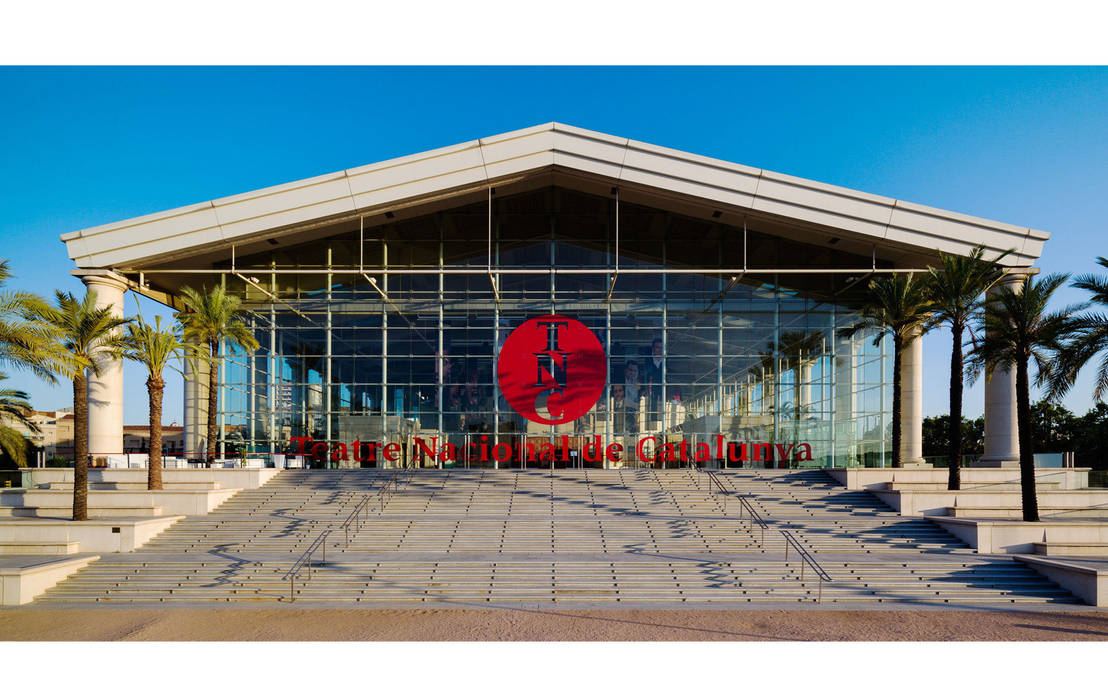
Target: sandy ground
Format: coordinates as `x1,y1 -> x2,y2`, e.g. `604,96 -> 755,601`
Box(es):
2,608 -> 1108,641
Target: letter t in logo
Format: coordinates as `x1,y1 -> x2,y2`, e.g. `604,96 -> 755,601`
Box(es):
540,320 -> 569,352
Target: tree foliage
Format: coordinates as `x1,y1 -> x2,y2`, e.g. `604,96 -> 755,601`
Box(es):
839,273 -> 934,469
967,273 -> 1084,521
175,286 -> 259,464
26,290 -> 130,520
925,245 -> 1009,489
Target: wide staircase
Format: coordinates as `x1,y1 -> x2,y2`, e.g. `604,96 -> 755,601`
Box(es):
30,468 -> 1082,607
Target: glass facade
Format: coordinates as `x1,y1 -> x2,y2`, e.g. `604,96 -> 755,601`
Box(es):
206,187 -> 893,468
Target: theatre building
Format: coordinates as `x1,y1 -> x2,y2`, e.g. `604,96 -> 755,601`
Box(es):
61,123 -> 1048,469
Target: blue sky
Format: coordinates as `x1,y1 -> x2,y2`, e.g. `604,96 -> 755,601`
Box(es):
2,66 -> 1107,424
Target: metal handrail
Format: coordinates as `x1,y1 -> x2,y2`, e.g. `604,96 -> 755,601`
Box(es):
341,493 -> 372,545
696,468 -> 768,546
341,454 -> 421,545
282,529 -> 331,602
692,467 -> 831,602
283,460 -> 419,602
781,528 -> 832,603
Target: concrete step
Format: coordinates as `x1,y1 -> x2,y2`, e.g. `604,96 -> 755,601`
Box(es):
37,482 -> 223,491
1031,541 -> 1108,556
946,506 -> 1108,519
21,468 -> 1090,607
0,505 -> 164,517
872,481 -> 1061,492
0,541 -> 81,555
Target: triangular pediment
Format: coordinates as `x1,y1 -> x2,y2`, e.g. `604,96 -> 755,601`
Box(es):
62,122 -> 1047,271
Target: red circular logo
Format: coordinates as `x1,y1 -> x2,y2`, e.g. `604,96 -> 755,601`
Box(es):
497,315 -> 607,425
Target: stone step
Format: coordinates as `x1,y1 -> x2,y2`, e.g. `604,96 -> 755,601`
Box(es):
873,481 -> 1061,492
37,482 -> 223,491
946,505 -> 1108,518
0,505 -> 164,517
1031,541 -> 1108,556
22,467 -> 1090,607
0,541 -> 81,555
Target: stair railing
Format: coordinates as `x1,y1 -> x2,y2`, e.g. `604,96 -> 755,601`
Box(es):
781,528 -> 832,603
285,459 -> 419,601
691,466 -> 831,602
341,493 -> 372,545
282,529 -> 330,602
342,455 -> 420,546
699,468 -> 767,546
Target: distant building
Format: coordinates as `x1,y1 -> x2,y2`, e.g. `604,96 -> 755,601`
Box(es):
0,408 -> 75,464
123,424 -> 185,455
1,407 -> 188,465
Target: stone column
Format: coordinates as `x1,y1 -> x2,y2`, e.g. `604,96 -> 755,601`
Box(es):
799,360 -> 813,417
183,354 -> 210,460
977,272 -> 1027,468
899,327 -> 927,467
834,336 -> 857,466
79,271 -> 128,458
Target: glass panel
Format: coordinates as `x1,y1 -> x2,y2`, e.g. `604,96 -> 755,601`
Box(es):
210,186 -> 892,468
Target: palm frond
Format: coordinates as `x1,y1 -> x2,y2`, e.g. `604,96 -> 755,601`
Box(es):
0,372 -> 38,433
840,272 -> 934,345
24,288 -> 132,381
176,285 -> 260,357
925,245 -> 1012,331
0,425 -> 30,468
969,272 -> 1082,384
122,315 -> 198,378
0,259 -> 58,380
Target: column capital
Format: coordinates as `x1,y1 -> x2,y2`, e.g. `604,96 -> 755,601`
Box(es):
998,267 -> 1039,285
72,268 -> 129,292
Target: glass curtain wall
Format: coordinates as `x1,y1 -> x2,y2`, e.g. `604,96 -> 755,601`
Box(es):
214,187 -> 893,468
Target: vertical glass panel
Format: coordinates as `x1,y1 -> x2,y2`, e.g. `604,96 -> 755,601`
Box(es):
214,186 -> 893,468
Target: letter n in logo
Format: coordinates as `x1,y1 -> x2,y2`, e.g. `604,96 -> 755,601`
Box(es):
497,315 -> 606,426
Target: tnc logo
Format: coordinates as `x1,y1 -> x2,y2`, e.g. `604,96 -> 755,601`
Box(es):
497,315 -> 606,425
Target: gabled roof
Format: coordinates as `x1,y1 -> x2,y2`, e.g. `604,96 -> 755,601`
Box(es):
61,122 -> 1048,269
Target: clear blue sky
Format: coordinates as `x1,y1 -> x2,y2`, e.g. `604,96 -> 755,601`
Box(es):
2,66 -> 1107,424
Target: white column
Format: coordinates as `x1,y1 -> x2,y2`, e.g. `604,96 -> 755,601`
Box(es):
80,272 -> 127,458
834,337 -> 858,467
899,327 -> 927,467
799,361 -> 812,416
977,273 -> 1026,468
183,354 -> 210,460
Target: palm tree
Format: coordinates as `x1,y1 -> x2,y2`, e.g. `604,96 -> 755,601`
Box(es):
926,246 -> 1009,489
176,286 -> 259,465
27,290 -> 129,520
1049,257 -> 1108,402
839,274 -> 934,469
969,273 -> 1082,522
122,316 -> 194,490
0,259 -> 55,378
0,372 -> 38,468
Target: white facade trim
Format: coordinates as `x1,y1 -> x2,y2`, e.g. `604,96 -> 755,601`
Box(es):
61,122 -> 1049,269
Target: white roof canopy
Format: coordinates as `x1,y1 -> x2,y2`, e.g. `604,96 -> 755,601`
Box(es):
62,122 -> 1048,270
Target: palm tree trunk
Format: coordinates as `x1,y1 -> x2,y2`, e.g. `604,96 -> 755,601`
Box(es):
892,333 -> 903,469
948,321 -> 964,490
72,373 -> 88,521
1016,355 -> 1039,521
206,341 -> 218,466
147,376 -> 164,490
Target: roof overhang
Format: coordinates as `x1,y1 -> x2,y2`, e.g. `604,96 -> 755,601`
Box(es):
61,122 -> 1049,271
